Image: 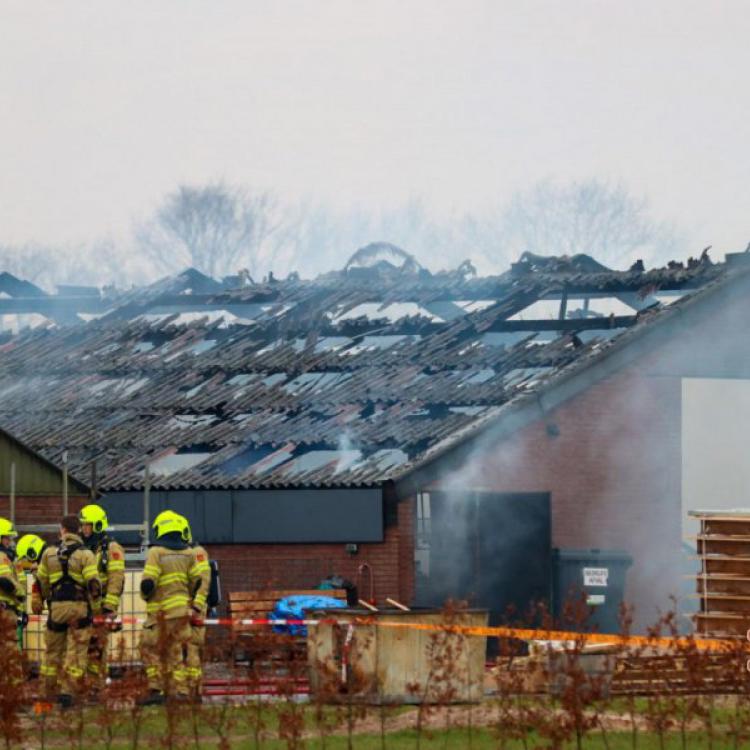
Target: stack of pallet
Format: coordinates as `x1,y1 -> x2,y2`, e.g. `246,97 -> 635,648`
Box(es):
691,509 -> 750,638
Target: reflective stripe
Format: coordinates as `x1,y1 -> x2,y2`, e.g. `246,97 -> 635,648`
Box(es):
48,571 -> 63,583
146,594 -> 190,613
172,668 -> 188,682
103,594 -> 120,608
145,666 -> 160,677
185,667 -> 202,678
193,593 -> 207,608
189,562 -> 210,576
87,664 -> 101,675
66,666 -> 85,678
0,565 -> 13,576
68,571 -> 85,584
158,572 -> 189,586
82,565 -> 98,580
40,665 -> 57,676
108,560 -> 125,571
143,565 -> 160,577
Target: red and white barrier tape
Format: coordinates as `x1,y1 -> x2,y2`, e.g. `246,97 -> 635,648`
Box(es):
22,614 -> 749,653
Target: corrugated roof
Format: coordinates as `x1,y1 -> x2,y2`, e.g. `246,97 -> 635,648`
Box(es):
0,251 -> 732,491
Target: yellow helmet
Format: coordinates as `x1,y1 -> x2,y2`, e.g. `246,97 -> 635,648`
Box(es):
152,510 -> 189,541
79,504 -> 109,533
0,517 -> 18,538
16,534 -> 46,562
177,514 -> 193,544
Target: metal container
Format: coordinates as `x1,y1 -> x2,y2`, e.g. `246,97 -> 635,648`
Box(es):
307,608 -> 488,704
553,548 -> 632,633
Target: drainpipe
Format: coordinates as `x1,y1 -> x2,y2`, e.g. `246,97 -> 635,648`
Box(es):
9,462 -> 15,525
357,562 -> 375,605
143,462 -> 151,550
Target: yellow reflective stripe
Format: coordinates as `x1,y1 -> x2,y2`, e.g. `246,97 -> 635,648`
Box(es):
107,560 -> 125,571
66,666 -> 85,678
189,563 -> 210,578
48,571 -> 63,583
146,593 -> 190,612
158,572 -> 189,585
103,594 -> 120,608
143,564 -> 160,577
68,572 -> 84,584
145,666 -> 160,677
0,565 -> 13,576
40,665 -> 57,676
193,593 -> 207,607
82,565 -> 98,579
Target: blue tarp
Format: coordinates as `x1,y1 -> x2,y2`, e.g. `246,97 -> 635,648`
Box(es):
271,595 -> 347,636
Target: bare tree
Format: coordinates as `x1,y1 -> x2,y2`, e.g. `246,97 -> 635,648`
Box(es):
462,179 -> 683,272
136,182 -> 286,279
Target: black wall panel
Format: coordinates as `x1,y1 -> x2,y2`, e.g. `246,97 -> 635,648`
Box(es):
101,487 -> 383,544
231,489 -> 383,543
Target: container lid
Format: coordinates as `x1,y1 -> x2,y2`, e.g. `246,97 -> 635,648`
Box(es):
553,548 -> 633,564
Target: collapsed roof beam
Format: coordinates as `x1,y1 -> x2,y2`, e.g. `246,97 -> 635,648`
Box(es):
488,315 -> 638,332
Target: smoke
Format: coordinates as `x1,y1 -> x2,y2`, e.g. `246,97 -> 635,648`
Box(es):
0,178 -> 693,290
414,272 -> 750,633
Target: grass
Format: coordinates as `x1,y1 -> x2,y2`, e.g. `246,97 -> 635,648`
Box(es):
20,700 -> 750,750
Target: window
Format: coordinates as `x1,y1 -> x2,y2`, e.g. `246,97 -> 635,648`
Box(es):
415,492 -> 432,576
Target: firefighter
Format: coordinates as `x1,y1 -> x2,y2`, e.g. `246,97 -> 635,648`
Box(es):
0,518 -> 25,647
15,534 -> 48,647
79,504 -> 125,679
180,515 -> 211,697
138,510 -> 204,705
16,535 -> 47,616
36,515 -> 101,708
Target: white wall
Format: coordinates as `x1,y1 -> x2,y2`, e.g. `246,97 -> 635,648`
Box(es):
682,377 -> 750,536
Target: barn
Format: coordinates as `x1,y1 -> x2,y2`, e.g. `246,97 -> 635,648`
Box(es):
0,247 -> 747,629
0,426 -> 90,526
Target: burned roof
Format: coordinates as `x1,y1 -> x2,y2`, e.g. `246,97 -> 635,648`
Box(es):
0,251 -> 736,492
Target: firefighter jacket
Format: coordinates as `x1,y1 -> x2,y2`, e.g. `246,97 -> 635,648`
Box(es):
13,559 -> 28,614
189,544 -> 211,615
90,535 -> 125,612
141,541 -> 205,624
0,546 -> 24,613
30,570 -> 44,616
37,534 -> 102,616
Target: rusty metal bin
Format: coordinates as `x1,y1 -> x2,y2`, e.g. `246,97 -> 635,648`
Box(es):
307,608 -> 488,704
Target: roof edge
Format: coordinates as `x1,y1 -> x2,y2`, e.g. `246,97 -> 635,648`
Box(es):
393,261 -> 750,497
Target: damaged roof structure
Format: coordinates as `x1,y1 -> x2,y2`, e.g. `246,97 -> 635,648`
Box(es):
0,246 -> 736,495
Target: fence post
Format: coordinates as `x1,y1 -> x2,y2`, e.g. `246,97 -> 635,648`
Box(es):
62,450 -> 69,516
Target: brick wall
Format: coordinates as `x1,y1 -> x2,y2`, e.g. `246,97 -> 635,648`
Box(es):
428,360 -> 684,628
0,495 -> 87,526
207,494 -> 416,606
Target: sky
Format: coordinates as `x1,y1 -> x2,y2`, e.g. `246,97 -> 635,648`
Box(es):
1,0 -> 749,256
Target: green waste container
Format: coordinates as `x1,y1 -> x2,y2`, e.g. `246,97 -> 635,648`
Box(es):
553,548 -> 632,634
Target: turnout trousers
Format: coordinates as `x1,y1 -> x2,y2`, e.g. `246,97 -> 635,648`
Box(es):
140,616 -> 192,695
185,623 -> 205,694
41,602 -> 91,697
